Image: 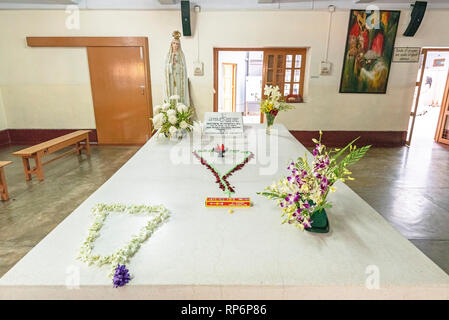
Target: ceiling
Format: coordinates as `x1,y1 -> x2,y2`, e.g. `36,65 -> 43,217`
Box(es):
0,0 -> 448,10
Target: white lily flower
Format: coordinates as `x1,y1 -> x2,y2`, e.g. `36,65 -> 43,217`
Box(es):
153,105 -> 162,115
179,120 -> 189,129
166,109 -> 176,117
176,103 -> 188,113
169,125 -> 178,136
152,113 -> 166,129
264,85 -> 273,96
168,115 -> 178,125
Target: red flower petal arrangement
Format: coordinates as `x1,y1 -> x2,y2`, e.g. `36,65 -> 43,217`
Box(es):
193,148 -> 254,196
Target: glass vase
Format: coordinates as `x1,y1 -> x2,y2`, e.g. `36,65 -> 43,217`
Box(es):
266,113 -> 276,134
177,129 -> 187,140
169,129 -> 187,141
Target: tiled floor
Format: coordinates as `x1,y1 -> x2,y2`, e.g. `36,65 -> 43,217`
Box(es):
0,145 -> 140,277
345,140 -> 449,274
0,138 -> 448,278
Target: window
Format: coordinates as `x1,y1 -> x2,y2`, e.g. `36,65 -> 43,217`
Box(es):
262,48 -> 306,103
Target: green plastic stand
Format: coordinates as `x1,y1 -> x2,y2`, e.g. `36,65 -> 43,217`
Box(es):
306,208 -> 329,233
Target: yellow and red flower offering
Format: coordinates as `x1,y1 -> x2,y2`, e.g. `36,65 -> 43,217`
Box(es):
205,197 -> 251,207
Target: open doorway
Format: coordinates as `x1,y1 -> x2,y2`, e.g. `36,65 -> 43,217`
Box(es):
215,49 -> 263,124
407,49 -> 449,146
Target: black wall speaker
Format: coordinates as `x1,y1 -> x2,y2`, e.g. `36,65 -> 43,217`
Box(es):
181,0 -> 191,36
403,1 -> 427,37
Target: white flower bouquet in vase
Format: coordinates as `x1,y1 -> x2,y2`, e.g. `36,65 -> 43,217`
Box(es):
151,95 -> 194,140
260,85 -> 294,134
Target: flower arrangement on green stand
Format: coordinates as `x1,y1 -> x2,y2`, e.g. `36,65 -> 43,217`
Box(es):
260,85 -> 294,134
151,95 -> 194,139
258,132 -> 371,233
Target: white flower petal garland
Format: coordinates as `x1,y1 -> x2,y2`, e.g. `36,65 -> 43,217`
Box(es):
77,203 -> 170,287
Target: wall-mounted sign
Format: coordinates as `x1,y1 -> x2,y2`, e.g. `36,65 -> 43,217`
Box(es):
203,112 -> 244,135
393,47 -> 421,63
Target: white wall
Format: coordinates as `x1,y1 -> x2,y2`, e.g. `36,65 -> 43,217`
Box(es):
0,88 -> 7,130
0,9 -> 449,131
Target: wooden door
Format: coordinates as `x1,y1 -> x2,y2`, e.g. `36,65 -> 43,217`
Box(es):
222,63 -> 236,112
261,48 -> 307,122
262,52 -> 284,93
87,46 -> 150,144
436,70 -> 449,145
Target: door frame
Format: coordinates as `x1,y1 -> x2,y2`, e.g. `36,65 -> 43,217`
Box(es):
222,62 -> 237,112
26,37 -> 153,144
407,47 -> 449,146
435,69 -> 449,144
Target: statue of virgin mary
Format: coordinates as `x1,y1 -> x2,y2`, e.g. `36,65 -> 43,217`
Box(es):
164,30 -> 190,106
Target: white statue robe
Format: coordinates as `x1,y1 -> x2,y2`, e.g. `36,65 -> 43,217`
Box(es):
164,50 -> 190,106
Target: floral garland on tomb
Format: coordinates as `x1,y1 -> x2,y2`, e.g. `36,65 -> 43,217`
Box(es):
78,203 -> 170,288
193,149 -> 254,196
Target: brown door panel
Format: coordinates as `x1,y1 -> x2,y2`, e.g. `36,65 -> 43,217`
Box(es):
87,46 -> 150,144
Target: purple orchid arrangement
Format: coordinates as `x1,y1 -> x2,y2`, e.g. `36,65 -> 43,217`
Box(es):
259,131 -> 370,230
113,264 -> 131,288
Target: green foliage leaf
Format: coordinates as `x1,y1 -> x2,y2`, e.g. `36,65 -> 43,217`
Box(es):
295,154 -> 310,172
341,145 -> 371,167
257,192 -> 286,200
333,137 -> 360,161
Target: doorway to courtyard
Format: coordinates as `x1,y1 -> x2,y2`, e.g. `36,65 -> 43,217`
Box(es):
407,48 -> 449,147
214,49 -> 264,124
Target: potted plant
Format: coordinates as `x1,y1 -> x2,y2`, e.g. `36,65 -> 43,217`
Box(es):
258,132 -> 371,233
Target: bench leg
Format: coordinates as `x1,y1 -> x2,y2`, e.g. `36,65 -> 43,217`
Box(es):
76,142 -> 82,156
22,157 -> 32,181
84,135 -> 91,156
33,154 -> 44,181
0,167 -> 8,201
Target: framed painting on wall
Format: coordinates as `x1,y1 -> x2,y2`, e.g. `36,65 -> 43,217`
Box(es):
339,9 -> 400,94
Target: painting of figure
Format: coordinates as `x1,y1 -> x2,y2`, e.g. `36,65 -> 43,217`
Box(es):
340,10 -> 400,93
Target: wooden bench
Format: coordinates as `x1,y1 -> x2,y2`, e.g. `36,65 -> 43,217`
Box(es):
13,130 -> 91,181
0,161 -> 12,200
